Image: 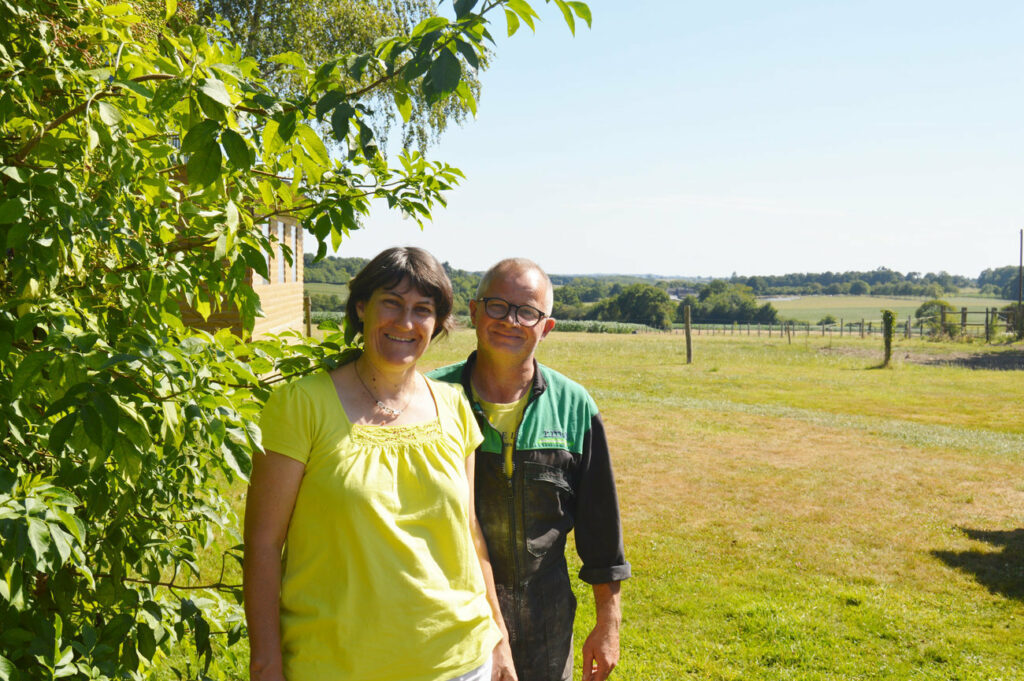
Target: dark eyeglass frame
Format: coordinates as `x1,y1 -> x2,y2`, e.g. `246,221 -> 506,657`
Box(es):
476,296 -> 548,327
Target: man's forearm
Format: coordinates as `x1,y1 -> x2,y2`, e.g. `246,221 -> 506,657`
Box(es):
582,582 -> 622,681
593,581 -> 621,627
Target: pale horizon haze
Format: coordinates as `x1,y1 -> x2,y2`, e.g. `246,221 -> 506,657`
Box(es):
304,1 -> 1024,279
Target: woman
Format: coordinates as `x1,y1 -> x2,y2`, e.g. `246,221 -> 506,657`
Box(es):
244,247 -> 514,681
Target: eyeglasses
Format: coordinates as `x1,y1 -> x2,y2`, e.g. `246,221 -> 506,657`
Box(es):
476,297 -> 548,327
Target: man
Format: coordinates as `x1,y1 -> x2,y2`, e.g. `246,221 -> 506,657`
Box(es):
430,259 -> 631,681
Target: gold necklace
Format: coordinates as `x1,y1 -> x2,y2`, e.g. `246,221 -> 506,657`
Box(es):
355,363 -> 414,417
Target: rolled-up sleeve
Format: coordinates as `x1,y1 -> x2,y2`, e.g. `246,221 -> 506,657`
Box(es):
574,413 -> 631,584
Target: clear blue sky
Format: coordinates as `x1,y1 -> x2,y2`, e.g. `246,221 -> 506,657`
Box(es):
307,1 -> 1024,279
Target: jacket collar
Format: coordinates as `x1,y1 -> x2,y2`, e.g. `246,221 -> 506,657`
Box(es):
461,350 -> 547,405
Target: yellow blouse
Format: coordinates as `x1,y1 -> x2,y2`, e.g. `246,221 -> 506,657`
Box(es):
259,371 -> 499,681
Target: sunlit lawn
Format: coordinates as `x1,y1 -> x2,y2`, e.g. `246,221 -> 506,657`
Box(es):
769,294 -> 1014,324
170,329 -> 1024,680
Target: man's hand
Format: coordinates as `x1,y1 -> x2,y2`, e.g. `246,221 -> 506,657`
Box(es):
491,639 -> 518,681
582,581 -> 622,680
581,619 -> 619,681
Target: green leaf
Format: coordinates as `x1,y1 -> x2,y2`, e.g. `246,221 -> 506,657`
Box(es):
454,0 -> 478,19
296,124 -> 329,169
315,89 -> 346,120
0,166 -> 24,183
330,103 -> 355,142
92,392 -> 119,432
137,622 -> 157,662
48,523 -> 73,566
180,120 -> 219,155
0,654 -> 16,681
96,101 -> 122,127
0,198 -> 26,224
54,509 -> 86,546
278,112 -> 297,143
411,16 -> 448,38
221,129 -> 251,169
26,517 -> 51,569
214,232 -> 227,260
225,200 -> 240,231
13,350 -> 50,393
199,78 -> 232,108
553,0 -> 574,35
164,0 -> 177,20
187,143 -> 223,187
268,51 -> 306,70
262,118 -> 284,156
197,91 -> 227,121
393,91 -> 412,123
114,79 -> 155,100
506,0 -> 538,31
504,8 -> 520,36
48,413 -> 76,454
425,48 -> 461,100
80,405 -> 103,446
455,39 -> 480,70
567,1 -> 592,28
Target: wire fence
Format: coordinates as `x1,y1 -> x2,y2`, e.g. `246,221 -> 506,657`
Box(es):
671,307 -> 1022,342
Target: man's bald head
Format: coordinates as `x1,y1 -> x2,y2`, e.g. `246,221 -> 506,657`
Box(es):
476,258 -> 554,314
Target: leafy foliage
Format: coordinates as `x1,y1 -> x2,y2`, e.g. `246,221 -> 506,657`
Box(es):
978,265 -> 1022,301
198,0 -> 488,151
736,268 -> 968,297
881,309 -> 896,366
914,300 -> 958,336
0,0 -> 587,678
586,284 -> 675,330
678,281 -> 778,325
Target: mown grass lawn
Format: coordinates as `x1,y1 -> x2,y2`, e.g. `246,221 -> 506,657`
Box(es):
172,329 -> 1024,680
769,294 -> 1014,325
423,330 -> 1024,680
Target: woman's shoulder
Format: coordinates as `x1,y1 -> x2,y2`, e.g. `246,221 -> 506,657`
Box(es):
267,370 -> 334,407
424,374 -> 471,410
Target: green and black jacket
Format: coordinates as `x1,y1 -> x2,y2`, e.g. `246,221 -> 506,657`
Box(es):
430,352 -> 630,681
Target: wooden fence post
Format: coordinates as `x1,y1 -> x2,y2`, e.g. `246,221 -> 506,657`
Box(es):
684,305 -> 692,364
860,319 -> 865,338
840,319 -> 844,337
304,294 -> 312,336
961,307 -> 967,335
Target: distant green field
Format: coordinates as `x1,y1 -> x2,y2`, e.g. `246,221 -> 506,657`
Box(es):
304,282 -> 348,298
769,295 -> 1014,323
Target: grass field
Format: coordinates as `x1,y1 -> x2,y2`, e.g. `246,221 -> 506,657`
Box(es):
303,281 -> 349,297
421,331 -> 1024,680
170,330 -> 1024,679
769,294 -> 1014,324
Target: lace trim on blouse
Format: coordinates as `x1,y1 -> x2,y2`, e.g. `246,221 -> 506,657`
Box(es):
349,419 -> 443,446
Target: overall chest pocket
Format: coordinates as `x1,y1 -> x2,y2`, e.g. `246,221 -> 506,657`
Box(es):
523,461 -> 574,559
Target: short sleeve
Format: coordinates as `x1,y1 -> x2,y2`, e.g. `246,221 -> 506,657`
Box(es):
259,380 -> 314,464
436,379 -> 483,458
460,394 -> 484,456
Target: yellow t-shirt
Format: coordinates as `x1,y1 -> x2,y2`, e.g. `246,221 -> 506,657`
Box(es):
472,387 -> 529,478
259,371 -> 499,681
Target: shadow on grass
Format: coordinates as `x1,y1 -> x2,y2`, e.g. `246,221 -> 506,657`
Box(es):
932,528 -> 1024,601
918,350 -> 1024,371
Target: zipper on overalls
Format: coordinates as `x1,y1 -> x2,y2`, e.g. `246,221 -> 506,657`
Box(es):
507,392 -> 532,647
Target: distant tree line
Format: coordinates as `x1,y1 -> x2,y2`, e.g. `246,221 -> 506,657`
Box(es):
303,254 -> 480,314
678,281 -> 778,325
732,268 -> 971,297
977,266 -> 1023,301
303,257 -> 1020,327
